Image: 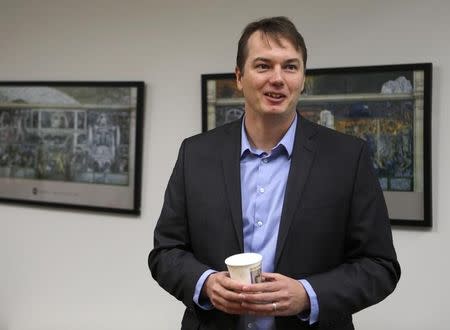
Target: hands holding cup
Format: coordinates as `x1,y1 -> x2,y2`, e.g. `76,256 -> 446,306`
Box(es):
202,253 -> 310,316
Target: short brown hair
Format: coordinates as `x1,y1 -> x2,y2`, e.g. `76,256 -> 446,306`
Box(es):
236,16 -> 307,74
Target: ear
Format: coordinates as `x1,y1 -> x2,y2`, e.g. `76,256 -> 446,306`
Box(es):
235,66 -> 243,91
300,75 -> 306,93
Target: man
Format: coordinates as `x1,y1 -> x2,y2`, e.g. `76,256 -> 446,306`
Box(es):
149,16 -> 400,330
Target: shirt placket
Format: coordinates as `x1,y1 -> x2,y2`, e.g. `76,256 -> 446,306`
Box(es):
252,154 -> 271,255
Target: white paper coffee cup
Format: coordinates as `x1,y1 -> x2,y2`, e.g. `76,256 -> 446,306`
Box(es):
224,252 -> 262,284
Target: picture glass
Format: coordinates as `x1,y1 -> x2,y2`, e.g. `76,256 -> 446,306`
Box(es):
0,82 -> 144,214
202,64 -> 432,226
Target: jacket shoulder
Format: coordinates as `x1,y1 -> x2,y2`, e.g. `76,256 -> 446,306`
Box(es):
183,119 -> 241,149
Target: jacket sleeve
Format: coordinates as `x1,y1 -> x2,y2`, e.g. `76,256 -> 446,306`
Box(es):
148,140 -> 210,308
306,142 -> 401,327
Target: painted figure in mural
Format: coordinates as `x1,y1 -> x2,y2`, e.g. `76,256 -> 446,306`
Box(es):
50,112 -> 69,129
86,112 -> 122,175
317,109 -> 335,129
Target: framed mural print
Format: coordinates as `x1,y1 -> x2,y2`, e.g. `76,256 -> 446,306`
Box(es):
0,81 -> 145,215
201,63 -> 432,226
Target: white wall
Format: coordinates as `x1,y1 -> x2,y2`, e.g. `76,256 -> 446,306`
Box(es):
1,0 -> 449,329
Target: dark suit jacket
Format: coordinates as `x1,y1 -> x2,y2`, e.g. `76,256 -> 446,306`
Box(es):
148,115 -> 400,330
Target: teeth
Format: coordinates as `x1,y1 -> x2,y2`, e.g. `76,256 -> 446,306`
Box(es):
266,92 -> 283,99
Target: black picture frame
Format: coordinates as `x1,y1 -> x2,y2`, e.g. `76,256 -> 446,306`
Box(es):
0,81 -> 145,215
201,63 -> 432,227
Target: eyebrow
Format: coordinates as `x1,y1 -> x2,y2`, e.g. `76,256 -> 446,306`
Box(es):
253,57 -> 301,65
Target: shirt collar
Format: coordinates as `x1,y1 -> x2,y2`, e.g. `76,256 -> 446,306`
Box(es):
241,114 -> 297,158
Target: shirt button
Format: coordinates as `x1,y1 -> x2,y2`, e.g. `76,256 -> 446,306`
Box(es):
247,323 -> 253,328
259,187 -> 265,193
257,221 -> 263,227
262,158 -> 268,163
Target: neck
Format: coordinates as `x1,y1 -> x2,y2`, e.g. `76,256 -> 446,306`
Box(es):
244,112 -> 296,153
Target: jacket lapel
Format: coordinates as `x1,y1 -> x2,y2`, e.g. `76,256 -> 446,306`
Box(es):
275,115 -> 318,267
221,120 -> 244,252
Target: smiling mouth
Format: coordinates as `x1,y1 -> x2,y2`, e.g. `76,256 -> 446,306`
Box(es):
264,92 -> 285,99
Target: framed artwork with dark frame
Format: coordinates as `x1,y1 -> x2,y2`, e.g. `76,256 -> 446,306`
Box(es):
0,81 -> 145,215
201,63 -> 432,226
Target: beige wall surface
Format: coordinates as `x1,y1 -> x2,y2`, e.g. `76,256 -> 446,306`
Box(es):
1,0 -> 449,329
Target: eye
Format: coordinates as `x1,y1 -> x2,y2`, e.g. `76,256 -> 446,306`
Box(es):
255,63 -> 270,71
285,64 -> 298,71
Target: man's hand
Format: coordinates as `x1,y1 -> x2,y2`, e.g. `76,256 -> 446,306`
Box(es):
202,271 -> 247,315
240,272 -> 311,316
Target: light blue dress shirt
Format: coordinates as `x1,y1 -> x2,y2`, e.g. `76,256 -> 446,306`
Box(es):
193,115 -> 319,329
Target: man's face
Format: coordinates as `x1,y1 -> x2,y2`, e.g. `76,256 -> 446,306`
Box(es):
236,31 -> 305,120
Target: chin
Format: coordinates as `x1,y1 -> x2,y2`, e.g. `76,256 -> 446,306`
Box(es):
263,108 -> 292,116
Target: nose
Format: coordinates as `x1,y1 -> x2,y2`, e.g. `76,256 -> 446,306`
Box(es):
269,66 -> 284,86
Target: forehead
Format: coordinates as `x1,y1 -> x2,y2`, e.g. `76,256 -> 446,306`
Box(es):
246,31 -> 301,58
